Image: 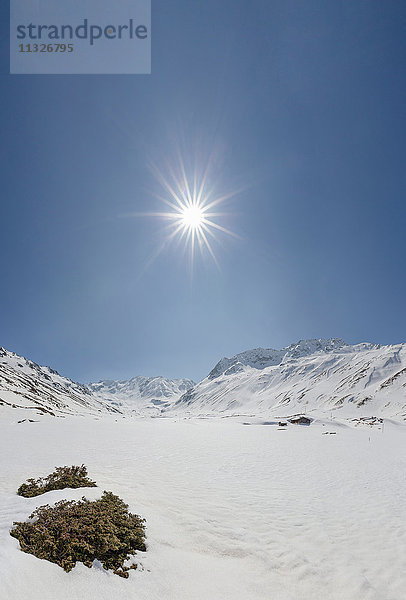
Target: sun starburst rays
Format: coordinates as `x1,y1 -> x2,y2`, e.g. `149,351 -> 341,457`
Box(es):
162,198 -> 221,266
142,156 -> 239,269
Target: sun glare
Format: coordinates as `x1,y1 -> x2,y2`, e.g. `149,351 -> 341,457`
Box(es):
181,205 -> 204,229
133,150 -> 240,269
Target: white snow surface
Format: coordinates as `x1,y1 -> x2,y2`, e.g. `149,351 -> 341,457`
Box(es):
1,415 -> 406,600
1,339 -> 406,599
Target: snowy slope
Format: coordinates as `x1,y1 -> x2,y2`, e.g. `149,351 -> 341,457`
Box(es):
89,376 -> 194,414
0,347 -> 194,419
0,347 -> 119,419
174,338 -> 406,420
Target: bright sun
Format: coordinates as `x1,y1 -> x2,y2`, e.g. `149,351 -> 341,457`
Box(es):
141,152 -> 239,268
181,205 -> 204,230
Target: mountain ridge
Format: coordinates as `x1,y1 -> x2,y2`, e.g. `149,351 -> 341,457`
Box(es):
0,346 -> 194,419
174,339 -> 406,419
207,338 -> 352,379
89,375 -> 194,413
1,339 -> 405,421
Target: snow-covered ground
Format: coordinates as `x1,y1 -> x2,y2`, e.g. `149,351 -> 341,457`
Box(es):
1,414 -> 405,600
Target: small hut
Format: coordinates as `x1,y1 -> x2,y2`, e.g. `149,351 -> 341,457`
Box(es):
289,416 -> 312,426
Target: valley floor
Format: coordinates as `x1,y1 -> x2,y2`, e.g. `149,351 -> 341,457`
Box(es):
0,415 -> 405,600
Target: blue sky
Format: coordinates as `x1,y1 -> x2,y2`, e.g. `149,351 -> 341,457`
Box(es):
1,1 -> 405,383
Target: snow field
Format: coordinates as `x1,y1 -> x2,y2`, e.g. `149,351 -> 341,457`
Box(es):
0,416 -> 405,600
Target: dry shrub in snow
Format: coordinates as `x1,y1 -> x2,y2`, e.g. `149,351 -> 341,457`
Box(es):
10,491 -> 146,578
17,465 -> 97,497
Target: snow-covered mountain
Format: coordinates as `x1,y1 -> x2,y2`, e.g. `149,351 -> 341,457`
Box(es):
207,338 -> 348,379
0,346 -> 194,419
89,376 -> 194,414
174,338 -> 406,420
0,347 -> 118,418
2,339 -> 406,421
